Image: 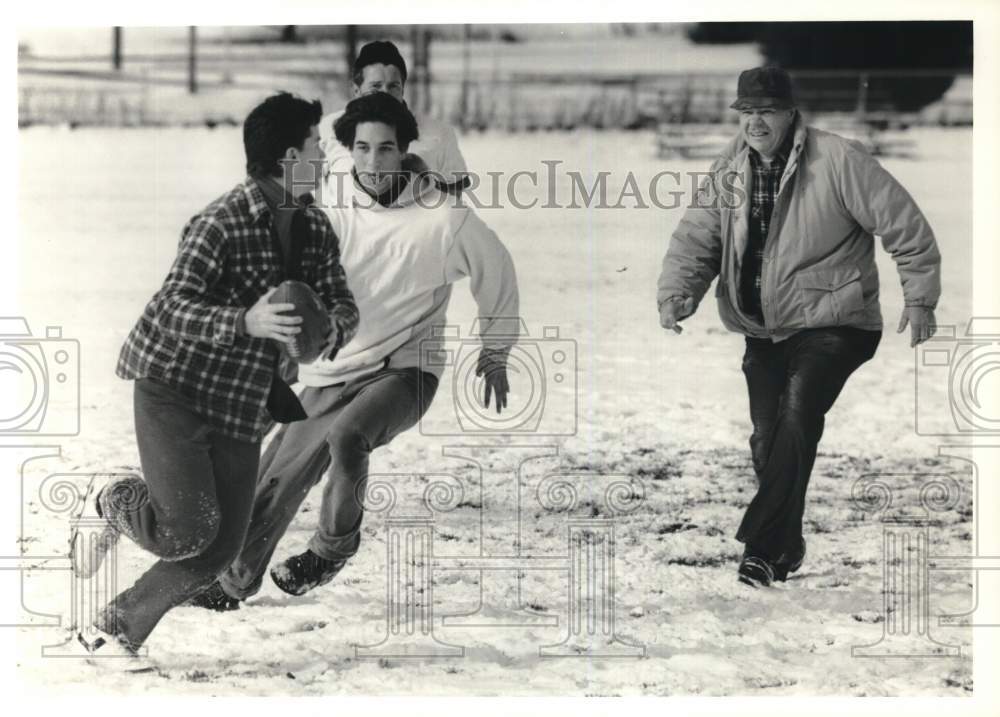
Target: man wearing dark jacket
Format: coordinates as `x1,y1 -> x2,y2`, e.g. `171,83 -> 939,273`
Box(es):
658,67 -> 940,587
70,92 -> 359,656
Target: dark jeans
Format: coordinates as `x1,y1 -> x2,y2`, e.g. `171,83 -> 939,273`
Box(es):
99,378 -> 260,648
735,327 -> 881,561
220,367 -> 438,600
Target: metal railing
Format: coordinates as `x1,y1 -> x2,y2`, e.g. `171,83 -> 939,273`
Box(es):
17,63 -> 972,129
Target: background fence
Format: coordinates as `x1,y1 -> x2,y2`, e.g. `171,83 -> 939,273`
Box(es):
17,27 -> 973,130
17,69 -> 973,130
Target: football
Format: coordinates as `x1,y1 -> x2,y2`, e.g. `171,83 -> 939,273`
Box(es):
268,280 -> 333,363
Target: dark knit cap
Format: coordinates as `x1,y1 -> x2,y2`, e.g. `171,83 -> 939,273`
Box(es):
730,67 -> 796,110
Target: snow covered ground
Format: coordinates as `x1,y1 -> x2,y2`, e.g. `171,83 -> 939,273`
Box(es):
11,126 -> 975,695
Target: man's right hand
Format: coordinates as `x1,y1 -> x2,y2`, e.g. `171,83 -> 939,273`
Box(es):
244,287 -> 302,344
659,296 -> 695,334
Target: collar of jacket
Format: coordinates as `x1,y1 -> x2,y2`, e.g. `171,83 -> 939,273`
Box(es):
242,176 -> 273,227
348,169 -> 439,211
241,175 -> 316,224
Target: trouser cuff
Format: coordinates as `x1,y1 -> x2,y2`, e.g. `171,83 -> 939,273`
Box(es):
218,568 -> 264,601
308,515 -> 363,562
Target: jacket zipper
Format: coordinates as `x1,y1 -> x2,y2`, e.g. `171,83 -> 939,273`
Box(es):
759,155 -> 798,331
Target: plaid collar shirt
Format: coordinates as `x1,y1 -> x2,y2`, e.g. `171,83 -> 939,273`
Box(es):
739,136 -> 792,320
117,177 -> 359,443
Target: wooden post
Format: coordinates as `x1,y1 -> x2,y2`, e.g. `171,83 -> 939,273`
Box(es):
460,24 -> 472,129
345,24 -> 358,90
856,71 -> 869,124
422,29 -> 432,114
188,26 -> 198,95
410,27 -> 431,115
112,27 -> 122,71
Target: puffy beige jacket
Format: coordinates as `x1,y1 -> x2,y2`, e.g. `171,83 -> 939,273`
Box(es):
657,115 -> 941,340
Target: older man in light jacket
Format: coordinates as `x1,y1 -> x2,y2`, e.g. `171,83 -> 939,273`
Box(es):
658,67 -> 940,588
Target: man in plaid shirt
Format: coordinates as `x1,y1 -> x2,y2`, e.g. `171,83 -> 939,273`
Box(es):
739,133 -> 791,322
71,92 -> 358,658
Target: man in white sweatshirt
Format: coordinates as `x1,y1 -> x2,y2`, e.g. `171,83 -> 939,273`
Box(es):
195,92 -> 519,605
319,40 -> 469,196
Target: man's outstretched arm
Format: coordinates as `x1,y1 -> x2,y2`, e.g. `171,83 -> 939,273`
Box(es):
657,170 -> 724,333
446,208 -> 519,413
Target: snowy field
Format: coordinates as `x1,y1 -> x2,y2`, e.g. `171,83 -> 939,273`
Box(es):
12,125 -> 975,695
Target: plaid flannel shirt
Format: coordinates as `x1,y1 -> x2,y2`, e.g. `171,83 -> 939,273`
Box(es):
117,177 -> 359,442
739,140 -> 791,320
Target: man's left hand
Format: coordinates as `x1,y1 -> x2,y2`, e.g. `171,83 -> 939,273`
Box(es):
476,348 -> 509,414
897,306 -> 937,347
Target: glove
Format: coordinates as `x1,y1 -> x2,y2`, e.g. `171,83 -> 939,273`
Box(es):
475,347 -> 510,414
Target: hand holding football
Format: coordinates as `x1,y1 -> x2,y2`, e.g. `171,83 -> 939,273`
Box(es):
266,280 -> 333,363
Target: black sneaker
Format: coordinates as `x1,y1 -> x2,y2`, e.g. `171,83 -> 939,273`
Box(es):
773,538 -> 807,582
738,555 -> 775,588
185,581 -> 242,612
270,549 -> 347,597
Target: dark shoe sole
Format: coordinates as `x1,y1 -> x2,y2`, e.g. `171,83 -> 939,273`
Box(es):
270,555 -> 347,597
738,556 -> 775,588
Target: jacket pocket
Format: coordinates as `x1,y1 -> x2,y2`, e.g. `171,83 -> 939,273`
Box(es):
793,265 -> 864,327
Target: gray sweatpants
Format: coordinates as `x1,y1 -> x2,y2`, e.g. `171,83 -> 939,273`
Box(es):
219,366 -> 438,599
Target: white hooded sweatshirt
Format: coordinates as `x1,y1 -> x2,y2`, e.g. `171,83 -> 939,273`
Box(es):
297,173 -> 519,388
